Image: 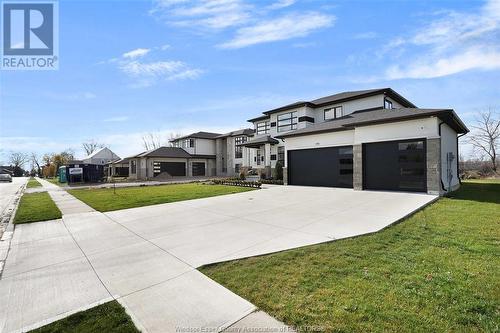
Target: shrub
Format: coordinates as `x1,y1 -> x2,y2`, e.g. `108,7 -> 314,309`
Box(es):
274,162 -> 283,181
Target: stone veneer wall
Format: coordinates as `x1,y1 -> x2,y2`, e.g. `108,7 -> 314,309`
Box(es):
353,144 -> 363,190
283,167 -> 288,185
426,138 -> 442,195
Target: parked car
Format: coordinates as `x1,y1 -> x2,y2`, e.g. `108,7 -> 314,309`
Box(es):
0,174 -> 13,182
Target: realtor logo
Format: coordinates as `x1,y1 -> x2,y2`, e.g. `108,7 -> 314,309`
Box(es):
1,1 -> 58,70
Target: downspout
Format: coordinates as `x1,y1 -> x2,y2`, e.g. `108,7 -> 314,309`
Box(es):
457,133 -> 467,185
438,121 -> 447,192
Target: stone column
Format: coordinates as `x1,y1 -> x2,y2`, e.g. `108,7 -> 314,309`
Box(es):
426,138 -> 442,195
283,167 -> 288,185
353,144 -> 363,190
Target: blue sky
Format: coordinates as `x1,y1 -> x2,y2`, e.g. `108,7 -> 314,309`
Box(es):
1,0 -> 499,164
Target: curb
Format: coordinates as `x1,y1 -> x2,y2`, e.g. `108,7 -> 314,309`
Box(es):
0,181 -> 26,277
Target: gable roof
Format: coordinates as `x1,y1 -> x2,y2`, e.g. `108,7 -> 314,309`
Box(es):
247,88 -> 417,122
275,108 -> 469,139
136,147 -> 192,158
83,147 -> 120,161
170,131 -> 221,142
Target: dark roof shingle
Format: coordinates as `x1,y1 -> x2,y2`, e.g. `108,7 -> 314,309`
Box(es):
136,147 -> 192,158
170,131 -> 221,142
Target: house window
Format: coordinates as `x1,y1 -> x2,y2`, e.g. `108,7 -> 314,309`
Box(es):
130,160 -> 137,174
324,106 -> 343,120
234,136 -> 247,158
277,146 -> 285,165
183,138 -> 194,148
384,99 -> 393,109
277,111 -> 298,132
256,121 -> 270,135
270,154 -> 277,161
256,150 -> 262,165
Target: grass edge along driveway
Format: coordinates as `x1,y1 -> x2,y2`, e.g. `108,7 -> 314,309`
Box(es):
201,180 -> 500,332
68,183 -> 255,212
14,192 -> 62,224
29,301 -> 139,333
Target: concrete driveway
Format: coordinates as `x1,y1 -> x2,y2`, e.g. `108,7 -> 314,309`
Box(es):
0,184 -> 437,333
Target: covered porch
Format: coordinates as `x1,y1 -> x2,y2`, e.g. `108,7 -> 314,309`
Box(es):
239,135 -> 280,179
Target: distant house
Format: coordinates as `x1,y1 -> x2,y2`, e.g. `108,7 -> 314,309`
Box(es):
0,166 -> 14,175
82,147 -> 120,165
65,147 -> 120,183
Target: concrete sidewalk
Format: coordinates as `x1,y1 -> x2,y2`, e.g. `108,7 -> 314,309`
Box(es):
0,179 -> 292,333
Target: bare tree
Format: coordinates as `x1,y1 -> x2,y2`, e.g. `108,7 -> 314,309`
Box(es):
31,152 -> 42,176
141,132 -> 162,151
167,132 -> 183,147
82,139 -> 105,155
9,152 -> 29,176
468,109 -> 499,172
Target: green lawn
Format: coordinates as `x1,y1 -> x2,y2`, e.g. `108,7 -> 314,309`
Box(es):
29,301 -> 139,333
201,180 -> 500,332
68,183 -> 255,212
14,192 -> 62,224
26,177 -> 42,188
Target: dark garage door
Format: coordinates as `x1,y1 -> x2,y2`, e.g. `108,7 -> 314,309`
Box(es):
192,162 -> 206,176
153,161 -> 186,177
363,139 -> 426,192
288,146 -> 353,187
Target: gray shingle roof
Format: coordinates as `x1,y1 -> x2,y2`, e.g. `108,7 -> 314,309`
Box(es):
170,131 -> 222,141
215,128 -> 255,138
136,147 -> 192,158
275,108 -> 469,138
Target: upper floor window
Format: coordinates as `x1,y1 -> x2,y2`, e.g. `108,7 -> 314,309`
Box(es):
277,111 -> 298,132
183,138 -> 195,148
234,136 -> 247,158
324,106 -> 343,120
256,121 -> 270,135
384,99 -> 393,109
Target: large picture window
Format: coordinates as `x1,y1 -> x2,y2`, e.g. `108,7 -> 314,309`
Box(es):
234,136 -> 247,158
277,111 -> 298,132
256,121 -> 270,134
324,106 -> 343,120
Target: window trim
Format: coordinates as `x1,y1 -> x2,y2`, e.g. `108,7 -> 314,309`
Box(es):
277,111 -> 298,132
234,136 -> 247,159
384,98 -> 393,109
324,106 -> 343,120
256,121 -> 270,135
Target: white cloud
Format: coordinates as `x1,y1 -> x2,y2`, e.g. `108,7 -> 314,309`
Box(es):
104,116 -> 129,122
123,48 -> 151,59
111,47 -> 203,87
151,0 -> 334,48
386,48 -> 500,79
152,0 -> 251,30
267,0 -> 295,10
218,12 -> 334,49
382,0 -> 500,80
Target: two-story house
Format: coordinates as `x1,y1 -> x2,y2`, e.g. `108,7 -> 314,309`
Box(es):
120,87 -> 468,196
126,132 -> 221,180
243,88 -> 468,195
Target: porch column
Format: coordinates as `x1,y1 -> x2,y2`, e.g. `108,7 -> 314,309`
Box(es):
264,143 -> 272,178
